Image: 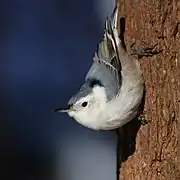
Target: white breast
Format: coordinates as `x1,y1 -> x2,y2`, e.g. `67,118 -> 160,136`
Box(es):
68,72 -> 144,131
99,76 -> 144,130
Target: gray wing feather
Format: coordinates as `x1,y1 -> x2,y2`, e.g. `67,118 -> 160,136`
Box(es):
93,5 -> 121,71
68,5 -> 142,106
87,5 -> 122,100
86,60 -> 120,101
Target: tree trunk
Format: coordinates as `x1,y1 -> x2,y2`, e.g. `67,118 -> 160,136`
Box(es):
117,0 -> 180,179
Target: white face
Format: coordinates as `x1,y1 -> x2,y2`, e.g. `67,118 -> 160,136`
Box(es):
67,86 -> 108,130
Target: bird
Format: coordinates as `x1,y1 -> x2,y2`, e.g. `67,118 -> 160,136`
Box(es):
55,5 -> 144,131
55,5 -> 145,180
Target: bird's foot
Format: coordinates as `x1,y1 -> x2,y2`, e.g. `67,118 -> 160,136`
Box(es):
130,43 -> 163,58
138,114 -> 148,125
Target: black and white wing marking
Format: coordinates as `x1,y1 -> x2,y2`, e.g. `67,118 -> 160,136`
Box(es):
93,5 -> 121,71
86,6 -> 122,101
86,59 -> 120,101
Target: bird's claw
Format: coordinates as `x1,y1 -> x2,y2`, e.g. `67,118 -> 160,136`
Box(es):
139,118 -> 148,125
138,114 -> 148,125
130,43 -> 163,58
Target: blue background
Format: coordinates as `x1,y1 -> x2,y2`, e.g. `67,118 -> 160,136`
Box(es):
1,0 -> 117,179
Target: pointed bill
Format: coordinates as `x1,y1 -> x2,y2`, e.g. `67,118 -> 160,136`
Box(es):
54,108 -> 70,113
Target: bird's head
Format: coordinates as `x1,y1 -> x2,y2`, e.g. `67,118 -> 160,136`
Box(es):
55,79 -> 108,129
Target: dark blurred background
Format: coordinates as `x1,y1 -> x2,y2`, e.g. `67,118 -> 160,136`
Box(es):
0,0 -> 117,179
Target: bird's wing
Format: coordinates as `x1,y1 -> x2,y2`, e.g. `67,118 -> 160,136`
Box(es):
86,59 -> 120,101
93,5 -> 122,72
85,5 -> 123,100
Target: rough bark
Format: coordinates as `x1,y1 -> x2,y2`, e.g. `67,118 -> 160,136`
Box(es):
117,0 -> 180,179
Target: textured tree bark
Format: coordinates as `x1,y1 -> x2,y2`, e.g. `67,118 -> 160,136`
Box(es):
117,0 -> 180,179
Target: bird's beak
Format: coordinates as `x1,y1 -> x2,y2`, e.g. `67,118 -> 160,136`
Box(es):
54,108 -> 70,113
54,104 -> 74,113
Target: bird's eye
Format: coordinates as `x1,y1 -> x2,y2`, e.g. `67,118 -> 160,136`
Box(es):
81,101 -> 88,107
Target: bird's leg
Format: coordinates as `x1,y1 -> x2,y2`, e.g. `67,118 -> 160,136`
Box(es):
129,43 -> 163,59
138,114 -> 148,125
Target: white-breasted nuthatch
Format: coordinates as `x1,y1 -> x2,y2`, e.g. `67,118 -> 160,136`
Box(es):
55,5 -> 144,131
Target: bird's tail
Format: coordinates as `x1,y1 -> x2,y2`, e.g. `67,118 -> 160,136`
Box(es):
93,5 -> 126,71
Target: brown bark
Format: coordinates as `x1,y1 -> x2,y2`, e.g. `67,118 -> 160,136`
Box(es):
117,0 -> 180,179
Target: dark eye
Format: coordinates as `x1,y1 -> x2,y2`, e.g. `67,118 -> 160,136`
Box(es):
81,101 -> 88,107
